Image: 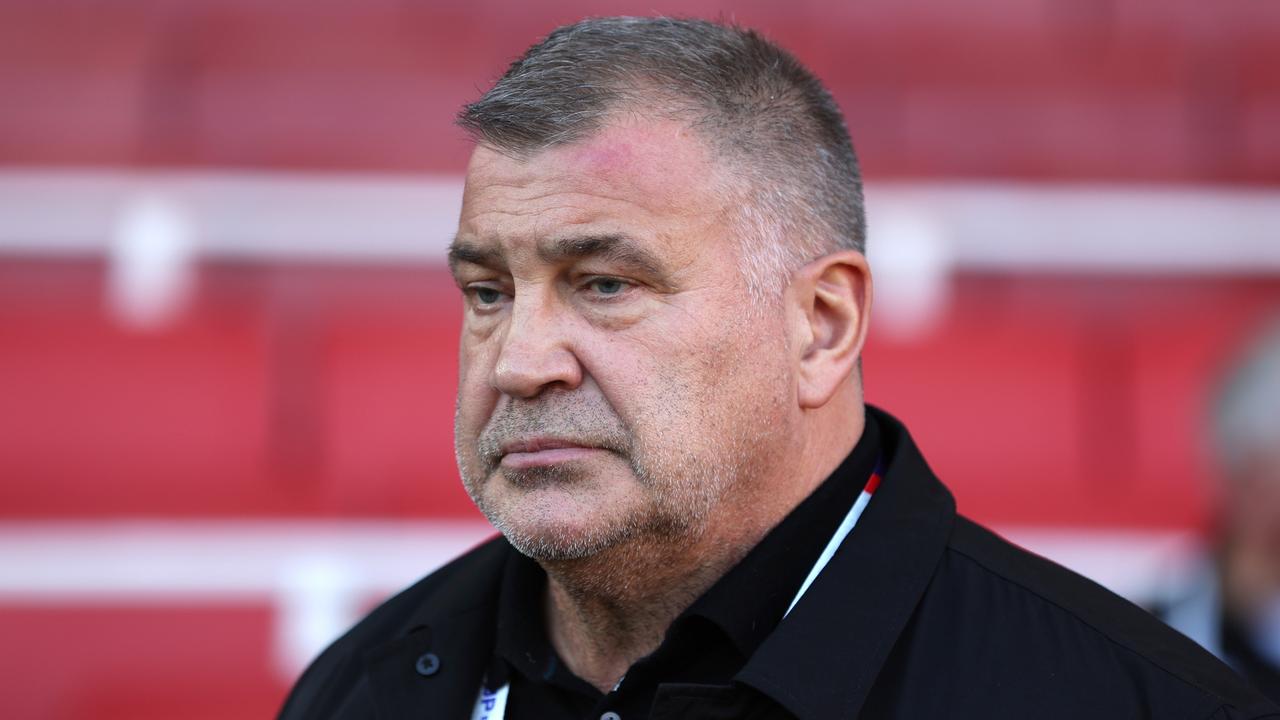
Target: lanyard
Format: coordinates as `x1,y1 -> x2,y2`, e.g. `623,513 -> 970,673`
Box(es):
470,468 -> 883,720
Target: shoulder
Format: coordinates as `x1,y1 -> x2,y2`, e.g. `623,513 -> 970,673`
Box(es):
892,516 -> 1277,718
277,535 -> 511,720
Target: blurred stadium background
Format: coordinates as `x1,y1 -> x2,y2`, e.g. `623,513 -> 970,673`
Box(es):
1,0 -> 1278,717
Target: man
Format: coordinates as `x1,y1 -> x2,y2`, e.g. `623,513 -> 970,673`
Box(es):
1158,318 -> 1280,703
280,18 -> 1277,719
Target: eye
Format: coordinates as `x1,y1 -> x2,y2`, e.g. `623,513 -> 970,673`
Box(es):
586,277 -> 628,296
464,283 -> 507,310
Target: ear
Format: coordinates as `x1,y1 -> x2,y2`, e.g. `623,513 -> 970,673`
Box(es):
790,250 -> 872,409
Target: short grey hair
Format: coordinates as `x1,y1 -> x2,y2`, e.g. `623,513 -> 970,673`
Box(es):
457,17 -> 866,302
1213,315 -> 1280,476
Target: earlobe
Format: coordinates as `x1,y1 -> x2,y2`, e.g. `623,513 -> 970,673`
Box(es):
795,251 -> 872,409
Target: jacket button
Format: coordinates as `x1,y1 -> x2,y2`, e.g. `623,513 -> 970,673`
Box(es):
415,652 -> 441,677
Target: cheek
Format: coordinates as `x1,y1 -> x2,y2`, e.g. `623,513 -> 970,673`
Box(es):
574,335 -> 689,438
596,317 -> 782,431
691,319 -> 793,421
455,340 -> 499,437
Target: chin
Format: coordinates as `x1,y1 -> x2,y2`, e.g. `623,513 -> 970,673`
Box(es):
498,517 -> 631,561
482,492 -> 639,561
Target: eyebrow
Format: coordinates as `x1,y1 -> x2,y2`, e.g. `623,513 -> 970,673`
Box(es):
537,234 -> 668,280
447,239 -> 503,276
448,233 -> 671,283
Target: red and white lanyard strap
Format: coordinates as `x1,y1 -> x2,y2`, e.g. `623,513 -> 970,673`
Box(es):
784,468 -> 881,618
470,468 -> 884,720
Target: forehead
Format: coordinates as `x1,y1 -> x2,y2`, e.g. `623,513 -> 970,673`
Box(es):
458,117 -> 730,245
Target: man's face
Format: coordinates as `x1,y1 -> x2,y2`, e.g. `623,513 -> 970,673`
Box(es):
450,117 -> 798,560
1228,451 -> 1280,563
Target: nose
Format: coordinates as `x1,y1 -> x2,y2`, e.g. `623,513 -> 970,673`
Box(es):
491,290 -> 583,398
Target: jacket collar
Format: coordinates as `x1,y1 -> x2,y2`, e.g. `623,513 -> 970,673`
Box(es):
735,406 -> 956,720
363,537 -> 508,720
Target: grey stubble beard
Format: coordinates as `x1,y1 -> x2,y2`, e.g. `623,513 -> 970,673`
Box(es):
454,390 -> 728,562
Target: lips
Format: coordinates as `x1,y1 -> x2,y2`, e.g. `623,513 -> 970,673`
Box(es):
497,437 -> 606,470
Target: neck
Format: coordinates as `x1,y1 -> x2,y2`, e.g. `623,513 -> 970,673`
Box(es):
1221,538 -> 1280,621
539,521 -> 760,692
540,398 -> 866,692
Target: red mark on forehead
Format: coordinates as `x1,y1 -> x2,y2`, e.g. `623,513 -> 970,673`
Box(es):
570,138 -> 635,175
559,121 -> 706,202
564,134 -> 642,184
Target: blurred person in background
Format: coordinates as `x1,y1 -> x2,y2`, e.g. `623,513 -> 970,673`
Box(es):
1159,317 -> 1280,702
280,17 -> 1277,720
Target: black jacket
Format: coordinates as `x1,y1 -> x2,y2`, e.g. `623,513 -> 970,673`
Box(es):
279,409 -> 1280,719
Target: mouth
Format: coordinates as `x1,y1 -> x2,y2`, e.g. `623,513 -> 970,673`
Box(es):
498,437 -> 605,470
